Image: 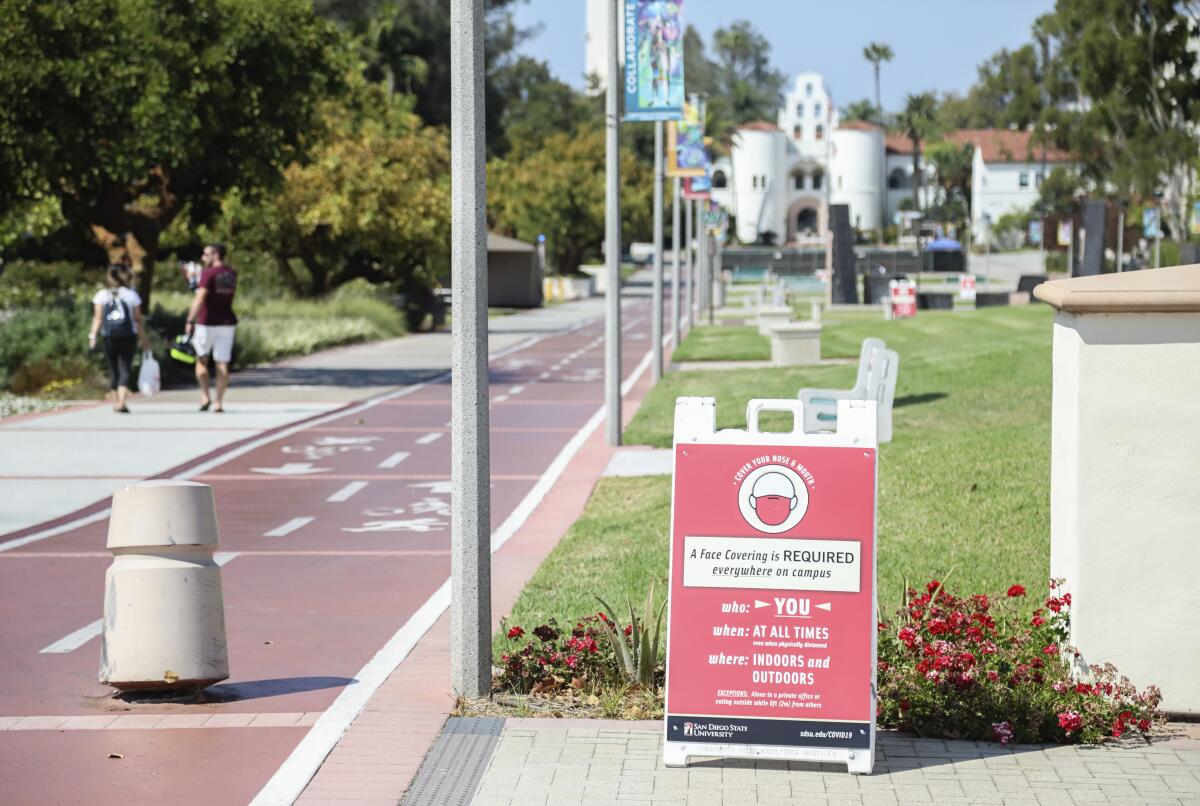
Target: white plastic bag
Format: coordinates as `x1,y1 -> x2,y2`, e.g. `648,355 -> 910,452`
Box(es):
138,351 -> 161,397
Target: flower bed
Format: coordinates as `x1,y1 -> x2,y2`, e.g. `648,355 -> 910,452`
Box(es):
877,579 -> 1163,744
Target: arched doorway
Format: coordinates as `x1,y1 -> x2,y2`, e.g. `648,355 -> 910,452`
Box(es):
796,208 -> 818,233
785,196 -> 828,242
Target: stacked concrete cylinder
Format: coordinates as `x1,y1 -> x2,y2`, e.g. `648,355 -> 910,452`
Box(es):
99,480 -> 230,691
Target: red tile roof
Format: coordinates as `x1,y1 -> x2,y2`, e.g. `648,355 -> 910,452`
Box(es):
738,120 -> 782,133
884,128 -> 1071,163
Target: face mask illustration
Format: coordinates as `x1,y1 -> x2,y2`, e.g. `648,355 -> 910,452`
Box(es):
749,471 -> 798,526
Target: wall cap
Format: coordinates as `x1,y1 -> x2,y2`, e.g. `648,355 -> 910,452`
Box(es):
1033,264 -> 1200,313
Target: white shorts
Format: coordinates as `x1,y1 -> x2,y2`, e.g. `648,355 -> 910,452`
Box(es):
193,325 -> 236,363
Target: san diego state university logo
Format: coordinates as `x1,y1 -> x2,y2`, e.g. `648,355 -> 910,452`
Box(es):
738,464 -> 809,534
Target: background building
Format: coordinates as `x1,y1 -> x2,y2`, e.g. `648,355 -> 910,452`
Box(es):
712,72 -> 1076,246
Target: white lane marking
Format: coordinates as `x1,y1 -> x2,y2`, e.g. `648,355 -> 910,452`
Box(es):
250,310 -> 658,806
0,315 -> 600,555
492,395 -> 509,404
538,371 -> 552,380
40,552 -> 240,654
264,517 -> 314,538
415,432 -> 443,446
507,386 -> 524,396
326,481 -> 369,503
377,451 -> 410,469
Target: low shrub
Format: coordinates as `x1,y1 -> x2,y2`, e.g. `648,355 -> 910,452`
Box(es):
0,299 -> 102,391
495,611 -> 664,697
877,579 -> 1163,744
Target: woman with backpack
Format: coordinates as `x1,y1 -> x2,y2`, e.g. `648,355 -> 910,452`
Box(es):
88,265 -> 151,413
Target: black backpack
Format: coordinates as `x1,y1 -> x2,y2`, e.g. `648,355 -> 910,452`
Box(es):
100,290 -> 135,338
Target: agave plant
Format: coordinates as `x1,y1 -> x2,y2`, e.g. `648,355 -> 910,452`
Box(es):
596,582 -> 667,691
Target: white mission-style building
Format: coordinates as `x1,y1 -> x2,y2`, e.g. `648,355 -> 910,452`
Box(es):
710,73 -> 1073,246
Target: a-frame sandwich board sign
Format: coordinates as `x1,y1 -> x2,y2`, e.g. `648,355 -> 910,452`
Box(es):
664,398 -> 879,775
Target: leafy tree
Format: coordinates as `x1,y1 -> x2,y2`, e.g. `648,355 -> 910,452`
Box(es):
925,140 -> 974,231
937,46 -> 1047,129
0,0 -> 343,305
1038,166 -> 1084,215
318,0 -> 527,155
1038,0 -> 1200,239
488,123 -> 653,276
707,21 -> 786,125
491,57 -> 592,158
215,77 -> 450,301
893,93 -> 940,216
841,99 -> 877,124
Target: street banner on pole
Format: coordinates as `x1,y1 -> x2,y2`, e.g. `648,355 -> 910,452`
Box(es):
1142,208 -> 1162,239
667,95 -> 707,177
664,398 -> 879,774
624,0 -> 685,121
1028,220 -> 1042,246
1056,220 -> 1073,247
1191,201 -> 1200,236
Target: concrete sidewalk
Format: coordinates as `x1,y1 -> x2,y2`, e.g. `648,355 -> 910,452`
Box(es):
461,719 -> 1200,805
0,299 -> 607,538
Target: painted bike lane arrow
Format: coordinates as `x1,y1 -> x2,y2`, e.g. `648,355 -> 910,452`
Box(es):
250,462 -> 331,476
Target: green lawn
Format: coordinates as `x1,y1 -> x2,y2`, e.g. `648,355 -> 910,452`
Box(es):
498,305 -> 1055,668
670,325 -> 769,362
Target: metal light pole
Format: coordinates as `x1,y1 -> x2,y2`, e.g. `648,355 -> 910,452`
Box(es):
671,176 -> 681,348
604,0 -> 622,446
684,192 -> 693,330
690,199 -> 699,323
652,121 -> 664,381
449,0 -> 490,698
1116,207 -> 1125,272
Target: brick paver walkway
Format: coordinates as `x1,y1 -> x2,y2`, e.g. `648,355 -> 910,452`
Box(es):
470,720 -> 1200,805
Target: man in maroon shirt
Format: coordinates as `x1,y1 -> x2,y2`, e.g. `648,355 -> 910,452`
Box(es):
185,243 -> 239,412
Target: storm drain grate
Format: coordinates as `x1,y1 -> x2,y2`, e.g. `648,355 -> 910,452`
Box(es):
402,717 -> 505,806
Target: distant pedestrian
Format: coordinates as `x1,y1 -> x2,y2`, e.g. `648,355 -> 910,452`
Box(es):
88,265 -> 150,413
185,243 -> 239,413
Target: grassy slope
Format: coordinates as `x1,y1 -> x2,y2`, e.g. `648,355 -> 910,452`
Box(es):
499,305 -> 1055,654
670,325 -> 770,362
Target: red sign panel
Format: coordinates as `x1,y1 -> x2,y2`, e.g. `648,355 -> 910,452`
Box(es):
889,279 -> 916,319
663,403 -> 877,771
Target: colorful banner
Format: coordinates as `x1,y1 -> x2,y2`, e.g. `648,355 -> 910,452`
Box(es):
1028,220 -> 1042,246
1056,220 -> 1073,247
1191,201 -> 1200,236
667,95 -> 706,177
623,1 -> 685,121
1143,208 -> 1162,239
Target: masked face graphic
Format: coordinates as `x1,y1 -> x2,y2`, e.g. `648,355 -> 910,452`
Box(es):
749,472 -> 798,526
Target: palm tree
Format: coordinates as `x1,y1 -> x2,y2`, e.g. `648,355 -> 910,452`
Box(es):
863,42 -> 893,238
894,92 -> 939,216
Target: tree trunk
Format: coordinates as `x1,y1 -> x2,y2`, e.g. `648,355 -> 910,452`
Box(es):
300,251 -> 329,297
90,224 -> 159,307
274,254 -> 305,296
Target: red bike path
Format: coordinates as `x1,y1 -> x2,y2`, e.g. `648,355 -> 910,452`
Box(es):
0,298 -> 667,805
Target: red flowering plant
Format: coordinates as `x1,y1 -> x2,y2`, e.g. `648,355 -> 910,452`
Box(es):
494,615 -> 625,695
877,578 -> 1163,745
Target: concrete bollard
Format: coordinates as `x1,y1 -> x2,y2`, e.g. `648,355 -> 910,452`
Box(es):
810,300 -> 822,324
99,480 -> 230,692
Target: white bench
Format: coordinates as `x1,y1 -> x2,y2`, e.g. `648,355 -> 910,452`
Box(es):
798,338 -> 899,443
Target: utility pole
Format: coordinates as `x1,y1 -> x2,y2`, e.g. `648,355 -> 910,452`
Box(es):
448,0 -> 490,699
604,0 -> 622,446
671,176 -> 681,348
652,121 -> 664,381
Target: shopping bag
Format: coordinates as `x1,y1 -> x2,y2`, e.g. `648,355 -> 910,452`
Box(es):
138,351 -> 161,397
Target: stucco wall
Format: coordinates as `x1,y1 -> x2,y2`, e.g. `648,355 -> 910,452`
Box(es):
1050,311 -> 1200,714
